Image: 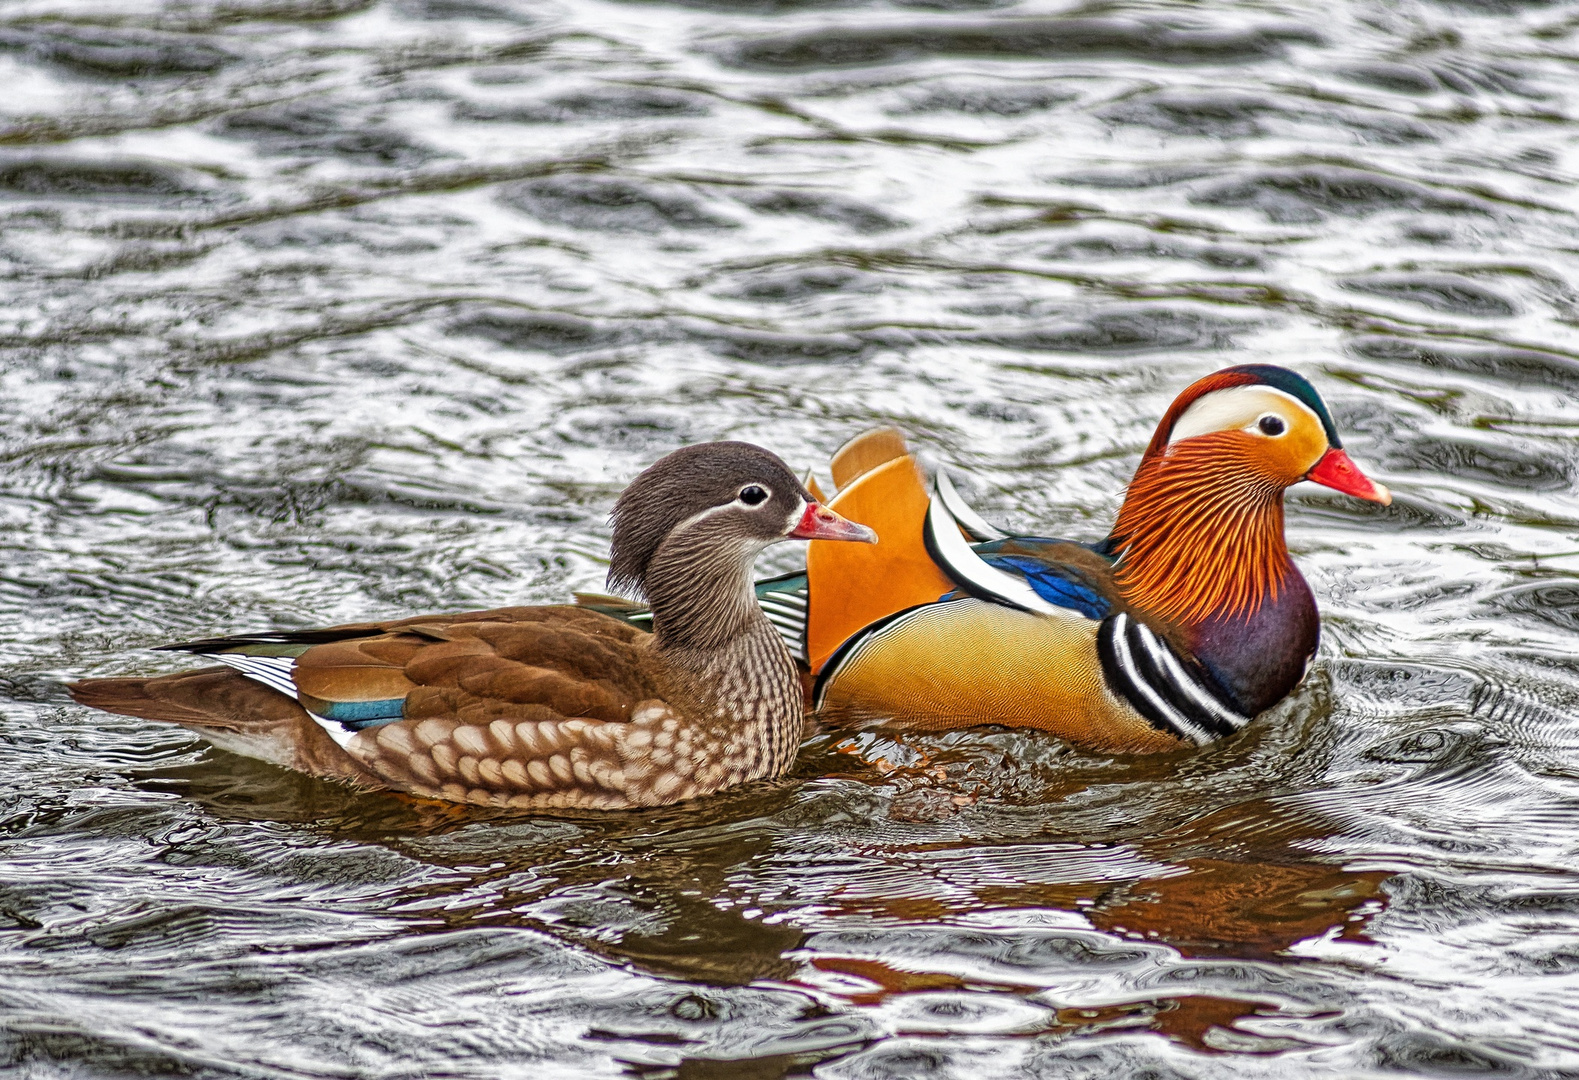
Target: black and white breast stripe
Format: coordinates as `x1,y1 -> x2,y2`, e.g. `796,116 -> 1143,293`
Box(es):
1095,612 -> 1250,745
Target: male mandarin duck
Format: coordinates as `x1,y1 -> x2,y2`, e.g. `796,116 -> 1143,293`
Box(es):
799,364 -> 1391,752
585,365 -> 1390,754
68,442 -> 877,809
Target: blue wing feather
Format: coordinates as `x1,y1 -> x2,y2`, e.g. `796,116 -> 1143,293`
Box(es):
310,698 -> 407,730
981,555 -> 1111,620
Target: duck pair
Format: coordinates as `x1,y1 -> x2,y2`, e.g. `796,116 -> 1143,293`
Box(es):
70,365 -> 1390,810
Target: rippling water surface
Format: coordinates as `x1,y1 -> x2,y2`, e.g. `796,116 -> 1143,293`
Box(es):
4,0 -> 1579,1075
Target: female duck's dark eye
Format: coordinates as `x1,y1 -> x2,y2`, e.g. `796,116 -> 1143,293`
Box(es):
739,485 -> 769,506
1258,415 -> 1286,436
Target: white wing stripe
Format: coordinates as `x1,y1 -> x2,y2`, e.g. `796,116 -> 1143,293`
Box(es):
936,470 -> 1008,542
925,487 -> 1072,618
212,654 -> 299,699
210,653 -> 365,747
306,709 -> 359,749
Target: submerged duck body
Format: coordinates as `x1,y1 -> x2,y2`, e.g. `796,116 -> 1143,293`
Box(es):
69,442 -> 876,809
806,365 -> 1390,752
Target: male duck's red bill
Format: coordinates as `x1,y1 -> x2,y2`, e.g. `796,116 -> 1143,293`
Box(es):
1306,447 -> 1391,505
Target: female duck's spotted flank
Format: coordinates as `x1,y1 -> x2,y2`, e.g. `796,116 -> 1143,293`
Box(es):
69,442 -> 877,809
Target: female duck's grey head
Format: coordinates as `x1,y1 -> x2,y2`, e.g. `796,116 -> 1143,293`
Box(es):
608,441 -> 873,599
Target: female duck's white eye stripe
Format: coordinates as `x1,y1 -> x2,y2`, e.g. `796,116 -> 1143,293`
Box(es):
1167,385 -> 1319,446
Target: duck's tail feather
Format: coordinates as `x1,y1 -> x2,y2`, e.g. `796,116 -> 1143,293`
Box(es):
829,427 -> 909,492
67,669 -> 381,785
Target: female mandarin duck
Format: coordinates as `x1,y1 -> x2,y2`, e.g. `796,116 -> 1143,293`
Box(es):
716,365 -> 1389,753
68,442 -> 876,809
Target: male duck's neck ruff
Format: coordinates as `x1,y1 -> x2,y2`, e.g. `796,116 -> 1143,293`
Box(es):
1109,433 -> 1292,629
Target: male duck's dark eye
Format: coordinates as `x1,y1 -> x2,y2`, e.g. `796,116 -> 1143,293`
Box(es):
1258,415 -> 1286,437
739,485 -> 769,506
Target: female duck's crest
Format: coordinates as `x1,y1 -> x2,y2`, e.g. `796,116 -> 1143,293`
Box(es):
1110,364 -> 1388,626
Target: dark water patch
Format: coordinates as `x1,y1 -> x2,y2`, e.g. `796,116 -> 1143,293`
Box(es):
0,24 -> 235,79
1349,336 -> 1579,391
457,87 -> 711,123
723,17 -> 1319,71
1097,89 -> 1279,138
217,104 -> 436,167
1053,164 -> 1219,191
1339,61 -> 1440,95
1429,0 -> 1556,12
442,307 -> 669,358
0,1025 -> 225,1080
0,157 -> 215,205
1372,1032 -> 1536,1077
1191,165 -> 1488,223
965,306 -> 1243,354
701,327 -> 873,366
1384,433 -> 1569,491
400,0 -> 537,21
1343,273 -> 1517,318
1335,662 -> 1480,709
501,175 -> 739,232
1428,59 -> 1538,97
887,80 -> 1076,116
738,189 -> 903,233
1488,579 -> 1579,635
718,265 -> 884,301
1037,232 -> 1263,269
1363,725 -> 1489,768
448,310 -> 630,355
627,0 -> 874,11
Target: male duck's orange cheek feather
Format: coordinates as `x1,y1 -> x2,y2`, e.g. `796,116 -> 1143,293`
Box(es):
1112,434 -> 1294,626
1265,414 -> 1332,486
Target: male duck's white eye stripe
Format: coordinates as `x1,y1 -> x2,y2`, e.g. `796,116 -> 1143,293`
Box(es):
1167,385 -> 1318,446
